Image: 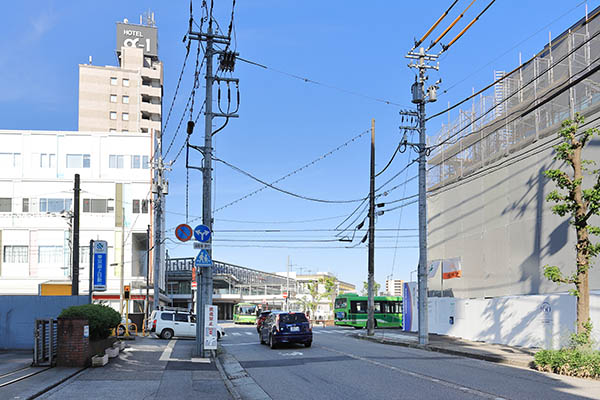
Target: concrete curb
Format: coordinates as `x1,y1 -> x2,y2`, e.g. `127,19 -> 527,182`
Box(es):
218,349 -> 272,400
28,367 -> 87,400
354,334 -> 535,369
214,354 -> 242,400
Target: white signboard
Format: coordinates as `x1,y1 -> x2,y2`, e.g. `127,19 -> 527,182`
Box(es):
204,305 -> 218,350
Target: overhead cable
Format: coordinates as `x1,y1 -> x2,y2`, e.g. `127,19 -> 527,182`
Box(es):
413,0 -> 460,50
427,0 -> 477,51
440,0 -> 496,53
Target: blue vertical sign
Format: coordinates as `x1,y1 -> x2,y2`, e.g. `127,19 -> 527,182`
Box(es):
93,240 -> 108,292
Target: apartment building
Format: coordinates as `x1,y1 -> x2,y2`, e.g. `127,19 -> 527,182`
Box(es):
385,279 -> 404,296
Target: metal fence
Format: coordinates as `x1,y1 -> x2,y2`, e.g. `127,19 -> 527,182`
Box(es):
428,11 -> 600,189
33,319 -> 58,367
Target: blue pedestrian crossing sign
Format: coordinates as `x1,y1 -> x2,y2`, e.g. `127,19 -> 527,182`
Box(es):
194,225 -> 211,242
195,249 -> 213,268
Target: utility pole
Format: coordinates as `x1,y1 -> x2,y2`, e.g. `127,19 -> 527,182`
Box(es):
72,174 -> 80,296
188,5 -> 239,358
145,225 -> 150,327
88,239 -> 94,304
120,208 -> 125,316
152,128 -> 165,312
286,256 -> 290,311
367,119 -> 376,336
406,47 -> 439,345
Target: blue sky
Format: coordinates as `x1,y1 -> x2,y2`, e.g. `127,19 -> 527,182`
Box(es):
2,0 -> 597,291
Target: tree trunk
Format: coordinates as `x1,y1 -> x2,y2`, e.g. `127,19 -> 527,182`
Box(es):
571,143 -> 590,334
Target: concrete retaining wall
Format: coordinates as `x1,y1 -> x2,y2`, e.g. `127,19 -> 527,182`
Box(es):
0,295 -> 89,350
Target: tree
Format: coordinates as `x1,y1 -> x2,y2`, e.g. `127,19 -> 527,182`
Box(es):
319,276 -> 338,319
543,114 -> 600,337
361,280 -> 380,296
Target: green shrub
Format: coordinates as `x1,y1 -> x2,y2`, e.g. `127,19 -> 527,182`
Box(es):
534,348 -> 600,379
59,304 -> 121,340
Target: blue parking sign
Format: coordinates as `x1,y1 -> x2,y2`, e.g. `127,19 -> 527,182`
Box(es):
93,240 -> 108,291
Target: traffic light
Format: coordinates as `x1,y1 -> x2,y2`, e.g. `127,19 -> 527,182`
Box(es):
124,285 -> 130,300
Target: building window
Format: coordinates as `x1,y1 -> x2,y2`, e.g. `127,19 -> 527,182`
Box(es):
38,246 -> 63,264
142,155 -> 150,169
66,154 -> 90,168
22,198 -> 29,212
109,129 -> 117,133
122,95 -> 129,104
83,199 -> 109,213
132,199 -> 140,214
110,94 -> 117,103
3,245 -> 28,263
123,78 -> 130,87
39,198 -> 72,213
110,77 -> 118,86
109,155 -> 124,169
141,199 -> 148,214
0,153 -> 21,168
122,129 -> 128,133
40,153 -> 56,168
0,198 -> 12,212
110,112 -> 117,120
131,155 -> 141,169
122,113 -> 129,121
80,246 -> 90,265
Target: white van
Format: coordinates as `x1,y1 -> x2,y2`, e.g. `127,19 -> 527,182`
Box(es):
148,310 -> 225,340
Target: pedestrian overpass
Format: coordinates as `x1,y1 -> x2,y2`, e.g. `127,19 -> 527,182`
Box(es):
165,256 -> 296,319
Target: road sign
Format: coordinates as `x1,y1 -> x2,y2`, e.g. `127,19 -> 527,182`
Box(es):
282,292 -> 288,299
92,240 -> 108,291
193,242 -> 211,250
195,249 -> 213,268
193,225 -> 211,242
175,224 -> 193,242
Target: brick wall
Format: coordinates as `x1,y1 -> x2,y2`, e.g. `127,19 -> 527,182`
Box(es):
57,317 -> 90,367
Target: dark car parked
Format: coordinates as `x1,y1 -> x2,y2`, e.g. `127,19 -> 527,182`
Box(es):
256,310 -> 272,333
259,311 -> 312,349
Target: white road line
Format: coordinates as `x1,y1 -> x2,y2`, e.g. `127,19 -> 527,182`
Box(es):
244,332 -> 253,335
222,342 -> 259,347
231,332 -> 241,336
159,339 -> 176,361
320,345 -> 507,400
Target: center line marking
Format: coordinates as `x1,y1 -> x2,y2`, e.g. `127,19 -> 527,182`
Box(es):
159,339 -> 176,361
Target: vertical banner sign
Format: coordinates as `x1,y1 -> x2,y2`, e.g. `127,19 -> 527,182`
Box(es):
93,240 -> 108,291
204,305 -> 218,350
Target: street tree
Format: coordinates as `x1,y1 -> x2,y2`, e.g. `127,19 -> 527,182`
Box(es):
319,276 -> 338,319
361,280 -> 380,296
543,114 -> 600,338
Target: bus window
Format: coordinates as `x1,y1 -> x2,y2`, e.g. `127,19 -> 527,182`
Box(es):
350,300 -> 367,313
380,301 -> 391,313
374,301 -> 382,313
334,298 -> 347,309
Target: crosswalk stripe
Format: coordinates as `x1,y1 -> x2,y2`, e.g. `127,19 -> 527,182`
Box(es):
244,332 -> 253,335
232,332 -> 241,336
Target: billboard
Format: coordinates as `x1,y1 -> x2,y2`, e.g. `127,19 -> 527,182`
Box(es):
116,22 -> 158,57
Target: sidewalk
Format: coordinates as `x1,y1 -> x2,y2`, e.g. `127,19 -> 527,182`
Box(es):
356,330 -> 537,368
1,337 -> 234,400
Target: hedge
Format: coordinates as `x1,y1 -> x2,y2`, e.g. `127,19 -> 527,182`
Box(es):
59,304 -> 121,340
534,348 -> 600,379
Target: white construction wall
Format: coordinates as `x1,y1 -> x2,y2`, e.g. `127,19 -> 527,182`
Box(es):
425,292 -> 600,350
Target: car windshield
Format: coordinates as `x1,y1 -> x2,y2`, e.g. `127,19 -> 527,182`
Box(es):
239,306 -> 256,315
279,313 -> 308,324
260,311 -> 271,317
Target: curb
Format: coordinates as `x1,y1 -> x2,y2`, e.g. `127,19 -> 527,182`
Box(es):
218,349 -> 272,400
28,367 -> 87,400
214,354 -> 242,400
354,334 -> 535,369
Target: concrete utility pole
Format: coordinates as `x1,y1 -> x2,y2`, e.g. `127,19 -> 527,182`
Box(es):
72,174 -> 80,296
367,119 -> 376,336
286,256 -> 290,311
153,128 -> 165,312
406,47 -> 439,345
188,8 -> 239,358
120,209 -> 125,316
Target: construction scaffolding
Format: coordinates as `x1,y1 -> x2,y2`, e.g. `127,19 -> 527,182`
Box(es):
428,8 -> 600,190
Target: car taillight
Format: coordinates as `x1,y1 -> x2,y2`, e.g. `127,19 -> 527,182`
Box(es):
152,319 -> 157,329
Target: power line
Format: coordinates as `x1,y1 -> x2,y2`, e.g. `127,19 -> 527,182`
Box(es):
236,56 -> 409,108
439,0 -> 588,98
213,129 -> 370,213
212,158 -> 367,204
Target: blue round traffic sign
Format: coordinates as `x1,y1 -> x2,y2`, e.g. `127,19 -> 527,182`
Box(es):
175,224 -> 193,242
194,225 -> 211,242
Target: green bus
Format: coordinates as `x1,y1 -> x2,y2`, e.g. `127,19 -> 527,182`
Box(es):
233,302 -> 258,324
334,293 -> 402,328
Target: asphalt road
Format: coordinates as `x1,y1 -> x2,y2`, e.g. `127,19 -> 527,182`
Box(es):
220,323 -> 600,400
